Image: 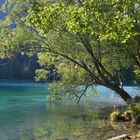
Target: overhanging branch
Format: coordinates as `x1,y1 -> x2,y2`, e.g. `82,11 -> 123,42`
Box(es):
77,83 -> 92,104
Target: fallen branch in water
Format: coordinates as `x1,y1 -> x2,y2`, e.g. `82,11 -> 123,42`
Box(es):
107,134 -> 131,140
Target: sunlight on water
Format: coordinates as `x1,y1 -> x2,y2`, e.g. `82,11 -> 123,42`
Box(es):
0,81 -> 140,140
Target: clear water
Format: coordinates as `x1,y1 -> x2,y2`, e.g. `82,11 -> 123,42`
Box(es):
0,81 -> 140,140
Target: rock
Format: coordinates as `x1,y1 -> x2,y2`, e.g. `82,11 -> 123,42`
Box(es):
123,110 -> 133,121
110,112 -> 125,122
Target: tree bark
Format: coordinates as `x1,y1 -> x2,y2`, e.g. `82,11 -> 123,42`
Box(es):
105,83 -> 132,104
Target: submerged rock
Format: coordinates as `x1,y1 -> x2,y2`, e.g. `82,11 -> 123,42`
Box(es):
110,111 -> 125,122
123,110 -> 133,121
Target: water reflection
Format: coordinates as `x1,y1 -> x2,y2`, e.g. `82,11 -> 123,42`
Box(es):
10,102 -> 140,140
0,83 -> 140,140
12,115 -> 140,140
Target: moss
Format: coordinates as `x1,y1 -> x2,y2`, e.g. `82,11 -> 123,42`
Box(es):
110,111 -> 119,122
110,111 -> 125,122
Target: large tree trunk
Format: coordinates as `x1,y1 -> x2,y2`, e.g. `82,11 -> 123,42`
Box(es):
105,83 -> 132,104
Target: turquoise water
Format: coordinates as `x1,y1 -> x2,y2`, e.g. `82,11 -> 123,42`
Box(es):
0,81 -> 140,140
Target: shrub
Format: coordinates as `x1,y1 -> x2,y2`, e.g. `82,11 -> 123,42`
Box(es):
129,103 -> 140,123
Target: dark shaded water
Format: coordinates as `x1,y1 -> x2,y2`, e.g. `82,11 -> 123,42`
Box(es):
0,81 -> 140,140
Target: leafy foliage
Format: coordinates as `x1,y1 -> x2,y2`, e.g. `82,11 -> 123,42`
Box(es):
1,0 -> 140,102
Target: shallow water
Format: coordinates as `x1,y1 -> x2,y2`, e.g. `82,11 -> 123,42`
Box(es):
0,81 -> 140,140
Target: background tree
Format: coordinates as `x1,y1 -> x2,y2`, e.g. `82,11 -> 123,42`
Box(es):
0,0 -> 42,80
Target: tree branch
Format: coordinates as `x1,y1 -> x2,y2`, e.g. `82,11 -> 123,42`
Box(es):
77,83 -> 92,104
79,34 -> 114,82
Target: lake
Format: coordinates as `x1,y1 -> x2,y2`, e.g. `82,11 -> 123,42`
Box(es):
0,80 -> 140,140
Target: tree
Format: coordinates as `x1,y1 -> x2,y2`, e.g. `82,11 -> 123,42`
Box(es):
1,0 -> 140,103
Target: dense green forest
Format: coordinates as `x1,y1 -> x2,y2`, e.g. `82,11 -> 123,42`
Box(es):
0,54 -> 39,80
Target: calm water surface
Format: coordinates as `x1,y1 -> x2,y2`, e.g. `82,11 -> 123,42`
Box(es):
0,81 -> 140,140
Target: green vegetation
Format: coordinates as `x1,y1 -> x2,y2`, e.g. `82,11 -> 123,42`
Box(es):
110,103 -> 140,124
0,0 -> 140,103
129,103 -> 140,123
110,111 -> 125,122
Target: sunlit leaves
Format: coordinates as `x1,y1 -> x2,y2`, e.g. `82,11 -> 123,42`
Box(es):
35,69 -> 49,81
25,0 -> 140,97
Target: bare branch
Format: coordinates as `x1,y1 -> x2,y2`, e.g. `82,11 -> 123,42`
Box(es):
77,83 -> 92,104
